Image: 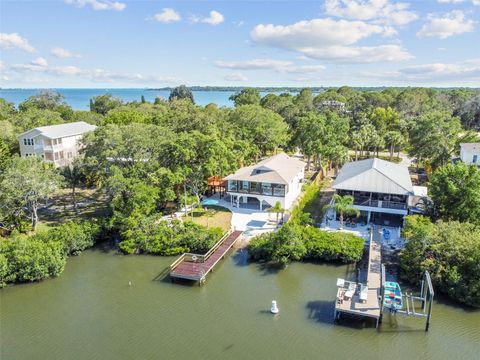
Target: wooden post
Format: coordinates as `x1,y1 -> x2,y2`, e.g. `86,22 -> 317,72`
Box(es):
425,294 -> 433,331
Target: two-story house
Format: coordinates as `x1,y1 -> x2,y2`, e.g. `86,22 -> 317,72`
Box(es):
460,143 -> 480,167
224,153 -> 305,210
18,121 -> 96,167
332,158 -> 418,227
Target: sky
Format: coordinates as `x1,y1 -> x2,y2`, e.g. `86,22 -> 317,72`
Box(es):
1,0 -> 480,88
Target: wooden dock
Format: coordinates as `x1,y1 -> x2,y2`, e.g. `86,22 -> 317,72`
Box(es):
334,226 -> 383,325
169,229 -> 243,284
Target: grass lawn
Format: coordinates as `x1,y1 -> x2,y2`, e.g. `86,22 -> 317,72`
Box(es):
185,205 -> 232,232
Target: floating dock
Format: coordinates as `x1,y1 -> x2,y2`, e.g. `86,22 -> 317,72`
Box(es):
334,226 -> 382,326
169,229 -> 243,284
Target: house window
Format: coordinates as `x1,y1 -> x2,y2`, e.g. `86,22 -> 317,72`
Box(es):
242,181 -> 249,190
228,181 -> 237,192
262,183 -> 272,196
23,138 -> 34,146
67,152 -> 73,159
474,155 -> 478,164
54,152 -> 59,160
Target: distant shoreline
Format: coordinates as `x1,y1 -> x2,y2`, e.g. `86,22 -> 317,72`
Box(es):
2,86 -> 479,91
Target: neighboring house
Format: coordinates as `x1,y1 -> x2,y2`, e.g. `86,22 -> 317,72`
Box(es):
332,158 -> 424,227
459,143 -> 480,167
316,100 -> 346,113
18,121 -> 96,167
224,153 -> 305,210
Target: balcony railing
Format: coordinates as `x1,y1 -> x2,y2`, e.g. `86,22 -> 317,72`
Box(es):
227,181 -> 285,197
353,198 -> 407,210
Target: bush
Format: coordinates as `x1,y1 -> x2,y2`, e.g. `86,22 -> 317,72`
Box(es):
303,227 -> 365,263
0,221 -> 101,287
37,221 -> 101,255
400,216 -> 480,307
0,236 -> 67,286
119,217 -> 224,256
248,223 -> 364,266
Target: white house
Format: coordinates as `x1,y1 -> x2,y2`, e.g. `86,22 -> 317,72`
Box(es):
460,143 -> 480,167
224,153 -> 305,210
18,121 -> 96,167
332,158 -> 423,227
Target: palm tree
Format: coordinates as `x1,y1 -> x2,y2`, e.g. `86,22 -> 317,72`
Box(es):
268,201 -> 285,223
324,194 -> 360,229
61,162 -> 83,213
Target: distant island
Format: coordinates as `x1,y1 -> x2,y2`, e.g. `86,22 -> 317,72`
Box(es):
147,86 -> 480,92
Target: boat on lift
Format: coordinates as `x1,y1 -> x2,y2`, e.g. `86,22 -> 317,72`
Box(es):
383,281 -> 403,311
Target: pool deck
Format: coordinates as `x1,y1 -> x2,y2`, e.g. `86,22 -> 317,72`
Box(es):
334,226 -> 382,322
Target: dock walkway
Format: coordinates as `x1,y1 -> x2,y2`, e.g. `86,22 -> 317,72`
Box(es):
334,226 -> 382,324
169,230 -> 243,283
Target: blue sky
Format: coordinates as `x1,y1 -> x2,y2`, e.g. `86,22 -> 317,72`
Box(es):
1,0 -> 480,87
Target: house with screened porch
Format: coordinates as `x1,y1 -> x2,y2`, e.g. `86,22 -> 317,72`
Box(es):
224,153 -> 305,210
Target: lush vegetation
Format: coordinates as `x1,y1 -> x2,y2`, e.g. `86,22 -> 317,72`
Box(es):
429,162 -> 480,225
249,223 -> 365,267
1,86 -> 480,293
0,221 -> 100,287
400,216 -> 480,308
118,217 -> 223,256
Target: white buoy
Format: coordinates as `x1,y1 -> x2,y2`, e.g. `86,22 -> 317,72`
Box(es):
271,300 -> 279,314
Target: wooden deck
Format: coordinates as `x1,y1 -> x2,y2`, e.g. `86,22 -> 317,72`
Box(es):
169,230 -> 243,283
334,226 -> 383,323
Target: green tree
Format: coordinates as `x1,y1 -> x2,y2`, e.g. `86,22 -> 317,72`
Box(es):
230,88 -> 261,107
61,162 -> 84,213
409,111 -> 463,169
400,216 -> 480,307
0,138 -> 11,171
324,194 -> 360,229
169,85 -> 194,103
141,95 -> 146,103
385,130 -> 404,161
429,162 -> 480,224
267,201 -> 286,223
19,90 -> 73,120
229,105 -> 289,157
0,157 -> 62,231
292,112 -> 324,170
90,94 -> 123,115
10,108 -> 64,133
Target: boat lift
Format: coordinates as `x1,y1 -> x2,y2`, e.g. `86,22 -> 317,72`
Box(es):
380,265 -> 435,331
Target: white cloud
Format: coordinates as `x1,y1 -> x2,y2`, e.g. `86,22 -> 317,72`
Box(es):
12,57 -> 82,76
250,18 -> 413,63
31,57 -> 49,67
437,0 -> 480,4
215,59 -> 293,71
9,58 -> 176,84
214,58 -> 326,73
362,59 -> 480,83
224,73 -> 248,81
190,10 -> 224,25
325,0 -> 418,25
65,0 -> 126,11
51,47 -> 78,58
0,33 -> 35,52
417,10 -> 476,39
151,8 -> 181,23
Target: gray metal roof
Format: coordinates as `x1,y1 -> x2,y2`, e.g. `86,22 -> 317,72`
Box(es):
18,122 -> 97,139
224,153 -> 305,185
333,158 -> 413,195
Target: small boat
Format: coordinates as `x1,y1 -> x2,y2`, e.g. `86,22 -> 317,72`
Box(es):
383,281 -> 403,311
